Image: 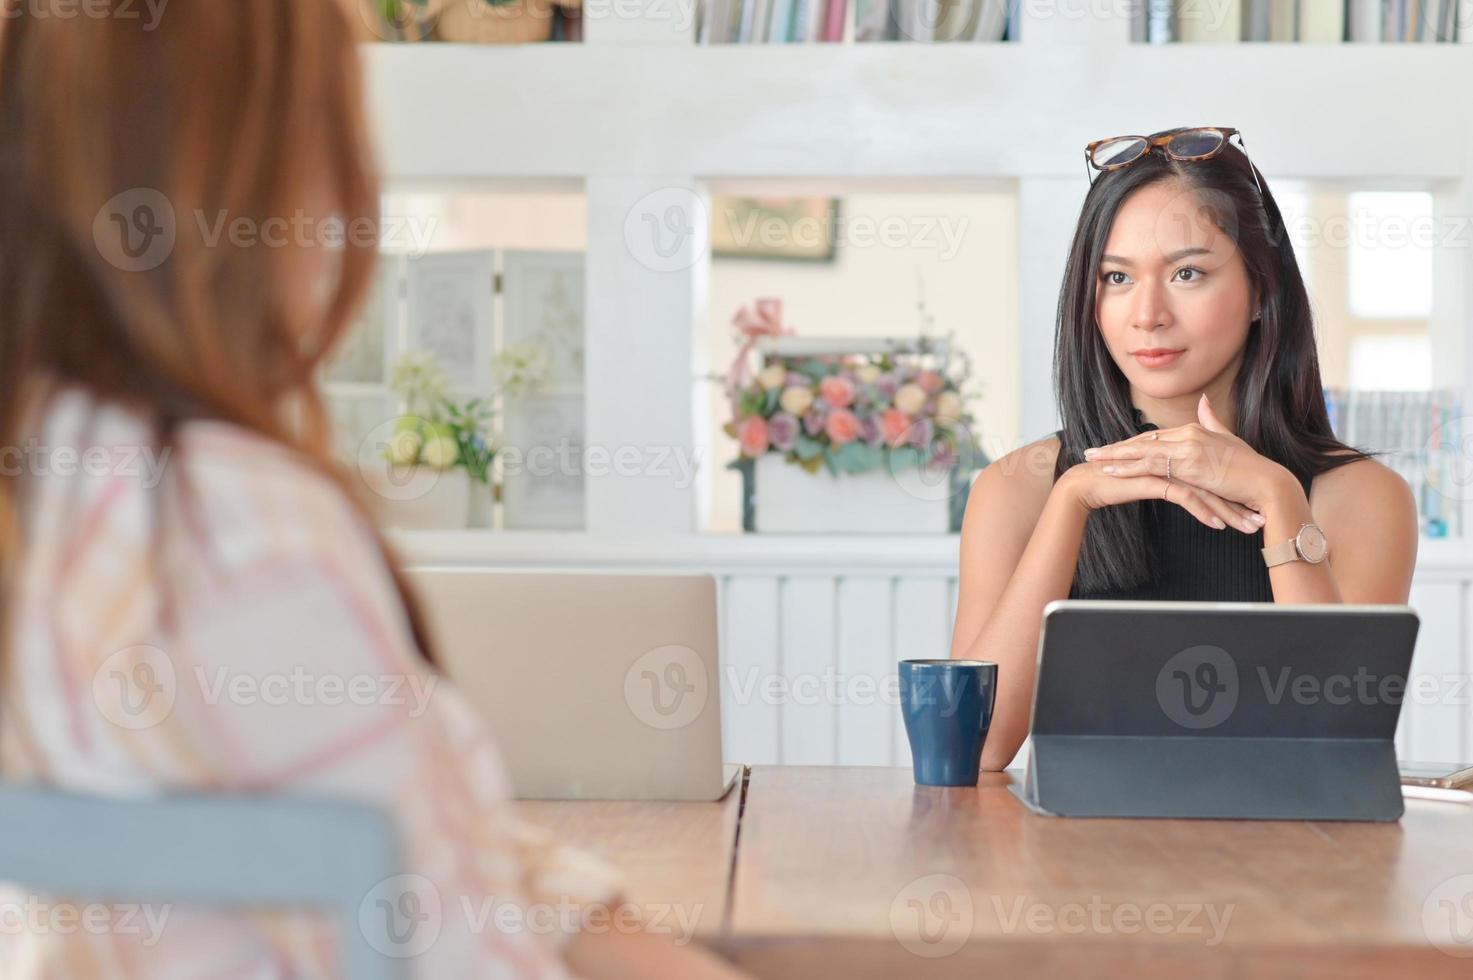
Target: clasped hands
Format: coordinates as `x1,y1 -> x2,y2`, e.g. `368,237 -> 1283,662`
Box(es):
1080,393 -> 1293,533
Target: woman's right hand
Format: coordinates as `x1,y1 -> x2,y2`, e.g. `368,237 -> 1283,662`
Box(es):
1059,460 -> 1265,535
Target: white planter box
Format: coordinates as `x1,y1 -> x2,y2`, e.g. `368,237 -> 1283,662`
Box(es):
361,465 -> 473,530
752,454 -> 951,534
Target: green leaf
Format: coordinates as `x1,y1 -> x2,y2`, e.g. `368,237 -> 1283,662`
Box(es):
830,442 -> 865,474
798,359 -> 829,382
794,436 -> 823,461
888,445 -> 925,472
846,443 -> 883,474
761,387 -> 780,415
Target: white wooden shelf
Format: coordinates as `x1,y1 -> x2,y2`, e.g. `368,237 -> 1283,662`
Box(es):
393,529 -> 962,572
366,43 -> 1473,180
392,529 -> 1473,578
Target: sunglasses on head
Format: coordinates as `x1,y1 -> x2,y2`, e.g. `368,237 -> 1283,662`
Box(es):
1084,126 -> 1265,200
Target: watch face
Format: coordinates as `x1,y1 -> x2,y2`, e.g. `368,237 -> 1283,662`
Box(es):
1297,524 -> 1328,563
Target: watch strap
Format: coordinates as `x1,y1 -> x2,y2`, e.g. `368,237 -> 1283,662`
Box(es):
1261,537 -> 1300,567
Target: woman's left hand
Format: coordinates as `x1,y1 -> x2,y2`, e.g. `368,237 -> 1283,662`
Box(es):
1082,394 -> 1294,515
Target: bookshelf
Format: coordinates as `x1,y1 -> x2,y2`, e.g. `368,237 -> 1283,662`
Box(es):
365,5 -> 1473,563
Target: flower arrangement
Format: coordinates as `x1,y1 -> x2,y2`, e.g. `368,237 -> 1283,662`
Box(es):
386,350 -> 498,483
720,299 -> 981,478
491,342 -> 551,400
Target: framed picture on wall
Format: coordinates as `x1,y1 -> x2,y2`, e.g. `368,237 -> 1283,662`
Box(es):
405,250 -> 496,392
711,196 -> 839,263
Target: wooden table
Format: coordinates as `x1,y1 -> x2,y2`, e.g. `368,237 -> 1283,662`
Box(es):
520,766 -> 1473,978
515,779 -> 743,941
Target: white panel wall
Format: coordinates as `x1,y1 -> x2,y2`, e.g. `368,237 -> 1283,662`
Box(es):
716,574 -> 969,768
1398,581 -> 1470,761
717,572 -> 1473,768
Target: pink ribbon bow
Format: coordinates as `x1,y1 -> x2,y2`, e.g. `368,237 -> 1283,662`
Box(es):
728,298 -> 794,396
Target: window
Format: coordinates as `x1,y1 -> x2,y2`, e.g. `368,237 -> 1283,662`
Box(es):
1346,192 -> 1434,320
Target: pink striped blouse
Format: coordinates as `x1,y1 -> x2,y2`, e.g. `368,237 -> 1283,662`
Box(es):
0,383 -> 620,978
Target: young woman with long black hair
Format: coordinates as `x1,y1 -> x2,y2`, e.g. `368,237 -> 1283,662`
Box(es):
949,127 -> 1419,771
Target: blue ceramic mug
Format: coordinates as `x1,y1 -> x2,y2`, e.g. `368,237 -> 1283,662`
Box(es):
898,659 -> 998,787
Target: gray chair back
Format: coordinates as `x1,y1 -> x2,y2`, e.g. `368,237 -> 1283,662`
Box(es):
0,785 -> 404,980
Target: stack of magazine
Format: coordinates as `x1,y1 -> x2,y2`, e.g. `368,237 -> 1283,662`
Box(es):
697,0 -> 1014,42
1138,0 -> 1473,42
1323,387 -> 1465,538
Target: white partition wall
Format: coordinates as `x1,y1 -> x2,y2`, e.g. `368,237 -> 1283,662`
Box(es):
400,534 -> 1473,767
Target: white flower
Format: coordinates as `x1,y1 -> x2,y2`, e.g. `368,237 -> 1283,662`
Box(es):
386,429 -> 423,466
389,351 -> 449,416
779,385 -> 815,416
855,364 -> 881,384
935,391 -> 962,420
493,343 -> 551,400
757,364 -> 787,391
421,435 -> 460,470
894,383 -> 927,416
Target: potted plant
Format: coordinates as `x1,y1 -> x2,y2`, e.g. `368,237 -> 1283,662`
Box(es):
435,0 -> 574,43
720,299 -> 987,534
361,0 -> 444,41
366,352 -> 500,530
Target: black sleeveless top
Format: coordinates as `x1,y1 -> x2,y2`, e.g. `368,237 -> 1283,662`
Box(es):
1058,409 -> 1315,602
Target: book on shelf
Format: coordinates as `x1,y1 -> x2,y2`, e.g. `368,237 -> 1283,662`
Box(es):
1177,0 -> 1241,41
767,0 -> 794,41
1146,0 -> 1176,42
1346,0 -> 1380,39
823,0 -> 847,40
700,0 -> 1013,40
1356,0 -> 1469,41
1148,0 -> 1471,42
1323,387 -> 1464,539
1297,0 -> 1343,40
700,0 -> 1469,42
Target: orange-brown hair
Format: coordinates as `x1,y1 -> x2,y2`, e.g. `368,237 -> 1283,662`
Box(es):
0,0 -> 438,662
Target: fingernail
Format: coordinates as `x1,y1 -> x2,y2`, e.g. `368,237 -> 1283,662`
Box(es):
1083,448 -> 1098,458
1102,465 -> 1116,474
1250,513 -> 1266,525
1241,519 -> 1257,532
1212,517 -> 1226,530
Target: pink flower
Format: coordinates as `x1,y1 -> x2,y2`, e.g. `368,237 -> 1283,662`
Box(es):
738,416 -> 770,457
881,409 -> 912,447
819,375 -> 856,409
803,409 -> 826,437
859,414 -> 882,446
874,373 -> 900,400
768,412 -> 800,451
917,370 -> 944,394
909,417 -> 935,449
825,409 -> 860,445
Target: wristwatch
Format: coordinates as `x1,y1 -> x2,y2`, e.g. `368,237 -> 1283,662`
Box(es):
1261,522 -> 1329,568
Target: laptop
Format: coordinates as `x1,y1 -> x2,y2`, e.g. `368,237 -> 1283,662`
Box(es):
1011,600 -> 1420,821
406,569 -> 741,801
